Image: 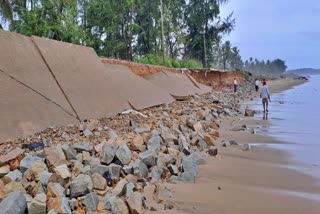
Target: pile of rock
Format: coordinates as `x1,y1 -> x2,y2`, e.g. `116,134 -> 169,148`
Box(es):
0,79 -> 255,213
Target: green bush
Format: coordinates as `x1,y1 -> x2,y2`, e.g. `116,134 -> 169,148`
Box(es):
134,54 -> 203,69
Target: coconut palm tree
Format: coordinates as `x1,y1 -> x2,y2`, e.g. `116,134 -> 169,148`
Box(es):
0,0 -> 13,28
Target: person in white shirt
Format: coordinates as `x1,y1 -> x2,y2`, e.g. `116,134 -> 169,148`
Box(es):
260,80 -> 271,113
255,79 -> 260,92
233,78 -> 238,93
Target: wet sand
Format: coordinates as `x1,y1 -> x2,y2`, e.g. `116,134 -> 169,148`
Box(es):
165,78 -> 320,214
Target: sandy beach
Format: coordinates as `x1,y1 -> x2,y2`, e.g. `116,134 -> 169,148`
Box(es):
165,78 -> 320,214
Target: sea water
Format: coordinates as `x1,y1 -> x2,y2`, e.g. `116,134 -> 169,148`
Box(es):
251,75 -> 320,178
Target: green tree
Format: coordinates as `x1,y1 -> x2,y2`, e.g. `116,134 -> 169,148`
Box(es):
0,0 -> 13,28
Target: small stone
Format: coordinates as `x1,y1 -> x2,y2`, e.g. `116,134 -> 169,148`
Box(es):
139,150 -> 157,167
83,129 -> 93,137
0,191 -> 27,214
123,166 -> 133,175
110,178 -> 127,197
70,174 -> 93,198
91,173 -> 106,190
125,182 -> 135,198
245,108 -> 256,117
73,142 -> 93,153
28,142 -> 45,151
3,169 -> 22,184
127,192 -> 143,214
242,144 -> 251,151
147,136 -> 161,152
168,164 -> 179,176
229,140 -> 239,145
111,198 -> 129,214
107,164 -> 122,178
83,192 -> 99,212
203,133 -> 215,146
61,144 -> 77,161
207,147 -> 218,156
156,184 -> 173,203
0,148 -> 24,165
109,130 -> 118,139
101,142 -> 119,165
44,147 -> 67,167
116,144 -> 132,165
54,164 -> 71,179
134,127 -> 151,134
133,160 -> 148,179
0,165 -> 10,177
164,201 -> 177,210
130,135 -> 144,151
28,193 -> 47,214
20,155 -> 45,173
178,134 -> 190,155
193,122 -> 202,133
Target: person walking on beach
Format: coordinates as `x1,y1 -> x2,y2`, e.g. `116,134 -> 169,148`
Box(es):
260,80 -> 271,113
233,78 -> 238,93
255,79 -> 260,92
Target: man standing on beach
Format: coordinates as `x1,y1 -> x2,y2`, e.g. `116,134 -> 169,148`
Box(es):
255,79 -> 260,92
260,80 -> 271,113
233,78 -> 238,93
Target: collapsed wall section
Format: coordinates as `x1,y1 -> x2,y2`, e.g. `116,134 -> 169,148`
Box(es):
103,64 -> 175,110
32,36 -> 131,120
145,71 -> 209,100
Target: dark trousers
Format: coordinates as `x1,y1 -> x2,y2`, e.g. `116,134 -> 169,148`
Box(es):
234,84 -> 237,93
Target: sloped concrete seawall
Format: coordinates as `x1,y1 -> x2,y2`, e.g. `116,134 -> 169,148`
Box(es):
0,30 -> 221,143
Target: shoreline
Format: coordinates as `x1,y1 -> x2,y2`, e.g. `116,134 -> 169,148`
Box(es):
168,78 -> 320,214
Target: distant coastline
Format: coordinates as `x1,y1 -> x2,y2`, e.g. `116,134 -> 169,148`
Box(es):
286,68 -> 320,76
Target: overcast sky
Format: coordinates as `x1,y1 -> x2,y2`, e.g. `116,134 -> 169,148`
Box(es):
221,0 -> 320,69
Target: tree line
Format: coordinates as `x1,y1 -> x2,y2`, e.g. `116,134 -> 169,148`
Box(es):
0,0 -> 287,73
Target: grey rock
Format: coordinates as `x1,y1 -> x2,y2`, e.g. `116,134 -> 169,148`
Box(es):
182,156 -> 197,178
157,184 -> 173,203
47,209 -> 58,214
3,169 -> 22,183
245,108 -> 256,117
229,140 -> 239,145
134,127 -> 151,134
68,198 -> 77,211
242,144 -> 251,151
198,139 -> 208,151
193,153 -> 206,167
101,142 -> 119,164
91,173 -> 106,190
28,193 -> 46,214
20,155 -> 44,174
70,174 -> 93,198
90,164 -> 109,176
73,142 -> 93,153
61,144 -> 77,161
0,191 -> 27,214
207,147 -> 218,156
62,197 -> 72,214
178,134 -> 190,155
125,182 -> 135,199
148,136 -> 161,152
127,192 -> 143,214
109,130 -> 118,139
139,150 -> 157,167
133,160 -> 148,179
109,179 -> 128,197
164,201 -> 177,210
83,129 -> 93,137
111,198 -> 129,214
168,164 -> 179,176
123,166 -> 133,175
150,166 -> 163,183
107,164 -> 122,178
83,192 -> 99,212
115,144 -> 132,165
